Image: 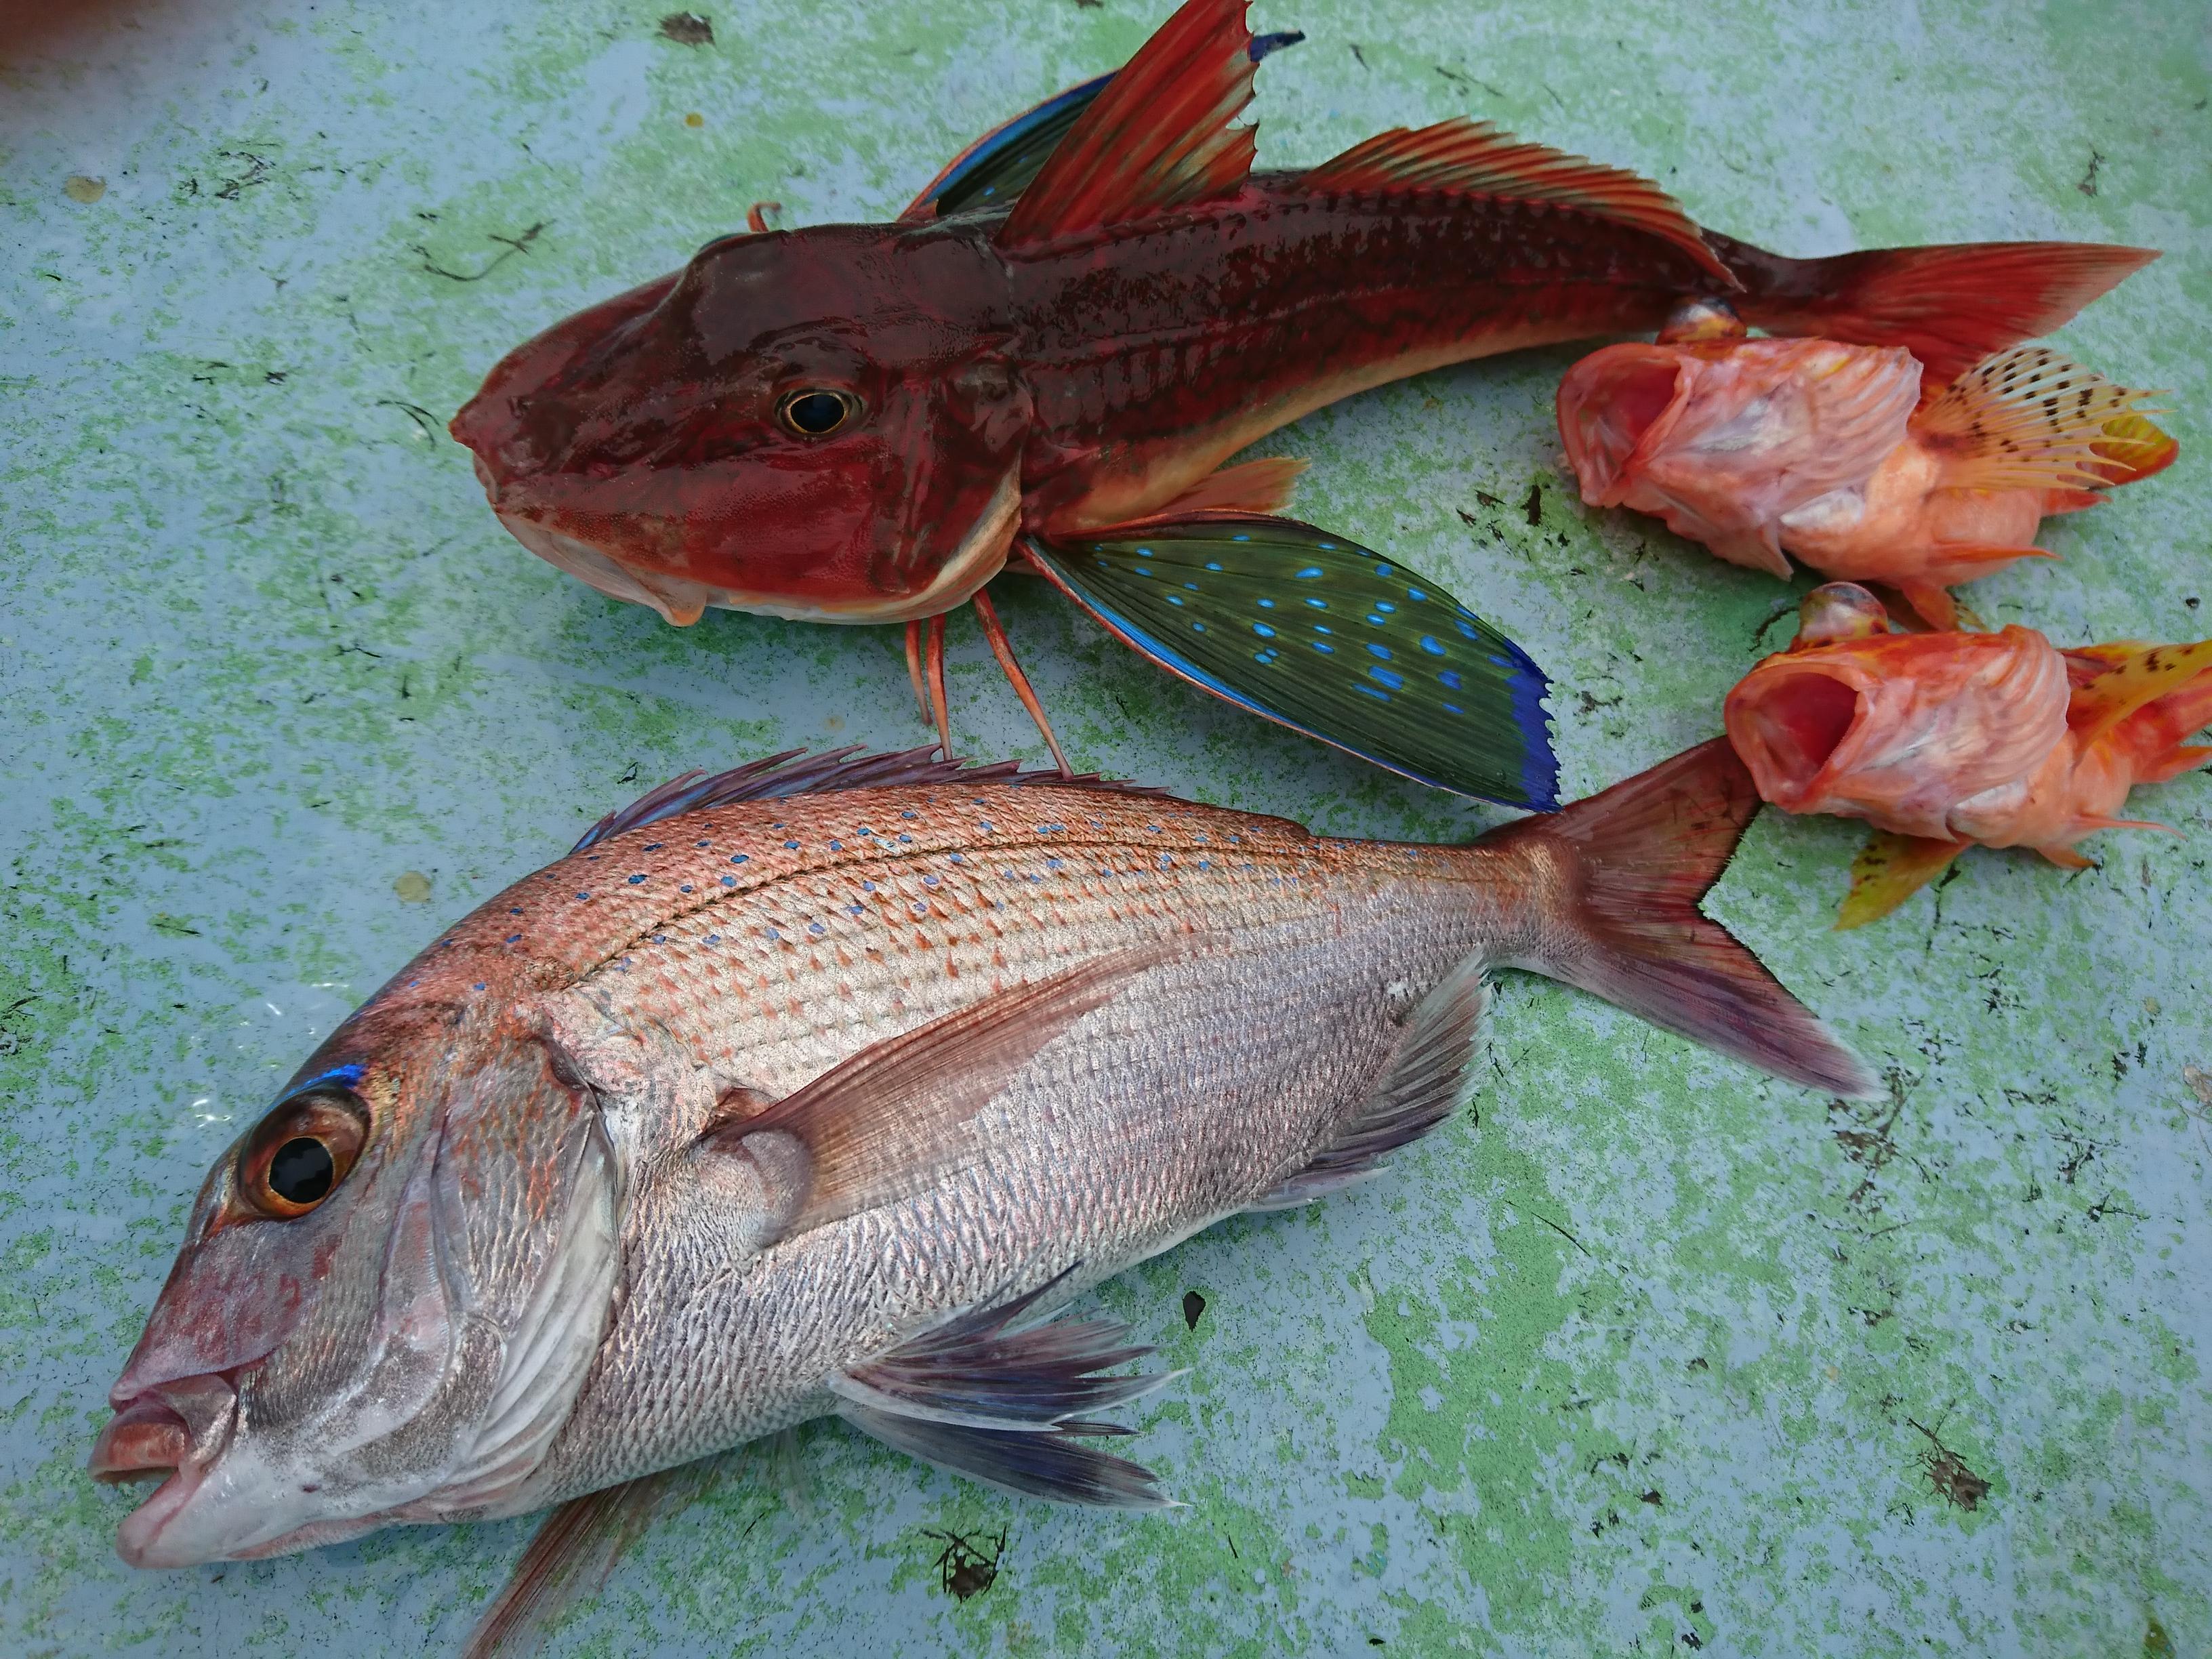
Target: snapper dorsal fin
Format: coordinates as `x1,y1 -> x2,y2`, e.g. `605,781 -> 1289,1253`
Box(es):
570,745 -> 1161,853
1304,117 -> 1736,285
998,0 -> 1265,249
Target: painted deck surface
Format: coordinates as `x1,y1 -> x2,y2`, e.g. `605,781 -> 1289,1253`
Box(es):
3,1 -> 2207,1653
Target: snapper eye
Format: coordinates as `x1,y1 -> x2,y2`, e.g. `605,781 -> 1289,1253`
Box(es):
238,1088 -> 369,1220
777,389 -> 857,438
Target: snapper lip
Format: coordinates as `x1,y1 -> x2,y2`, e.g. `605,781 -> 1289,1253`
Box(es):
90,1372 -> 241,1568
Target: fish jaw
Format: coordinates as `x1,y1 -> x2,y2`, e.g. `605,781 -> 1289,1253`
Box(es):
451,220 -> 1029,626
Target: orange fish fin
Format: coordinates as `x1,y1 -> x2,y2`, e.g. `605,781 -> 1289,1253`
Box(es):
1480,737 -> 1877,1097
462,1460 -> 724,1659
1895,582 -> 1961,631
2037,843 -> 2097,869
2066,638 -> 2212,747
1723,240 -> 2157,390
2139,743 -> 2212,783
723,945 -> 1172,1239
1303,116 -> 1733,284
1837,830 -> 1967,930
1152,456 -> 1309,516
2081,409 -> 2181,487
998,0 -> 1259,247
1914,346 -> 2170,492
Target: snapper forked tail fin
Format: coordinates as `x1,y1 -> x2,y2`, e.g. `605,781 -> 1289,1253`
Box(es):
1478,738 -> 1879,1098
1706,232 -> 2158,390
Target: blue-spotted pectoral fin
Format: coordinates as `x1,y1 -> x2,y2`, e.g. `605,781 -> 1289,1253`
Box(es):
1025,516 -> 1557,811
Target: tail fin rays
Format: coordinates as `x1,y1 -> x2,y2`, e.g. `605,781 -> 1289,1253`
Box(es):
1482,738 -> 1879,1097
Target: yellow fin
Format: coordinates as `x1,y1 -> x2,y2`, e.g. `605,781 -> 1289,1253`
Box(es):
2067,638 -> 2212,747
1916,346 -> 2168,492
1837,830 -> 1967,930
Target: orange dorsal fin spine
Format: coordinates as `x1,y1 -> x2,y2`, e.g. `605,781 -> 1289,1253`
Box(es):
998,0 -> 1261,248
1304,117 -> 1735,285
1914,346 -> 2172,493
2067,638 -> 2212,748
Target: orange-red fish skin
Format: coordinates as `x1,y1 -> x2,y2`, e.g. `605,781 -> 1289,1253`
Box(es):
1559,337 -> 2173,595
1727,595 -> 2212,861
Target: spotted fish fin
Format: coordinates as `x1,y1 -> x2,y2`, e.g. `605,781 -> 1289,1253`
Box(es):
1250,959 -> 1488,1210
703,947 -> 1168,1241
903,30 -> 1300,224
1836,830 -> 1969,930
2066,638 -> 2212,750
1024,514 -> 1557,809
1305,117 -> 1733,284
998,0 -> 1271,248
1915,346 -> 2172,493
462,1458 -> 727,1659
833,1267 -> 1174,1431
571,745 -> 1160,853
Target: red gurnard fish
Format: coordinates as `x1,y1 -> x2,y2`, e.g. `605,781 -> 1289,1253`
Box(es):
1558,310 -> 2177,627
1724,582 -> 2212,926
450,0 -> 2152,807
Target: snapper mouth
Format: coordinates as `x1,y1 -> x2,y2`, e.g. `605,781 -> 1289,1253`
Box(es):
89,1372 -> 239,1569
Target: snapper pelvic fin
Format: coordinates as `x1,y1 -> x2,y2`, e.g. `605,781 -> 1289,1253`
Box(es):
1305,117 -> 1733,284
838,1270 -> 1174,1509
1250,959 -> 1488,1210
463,1458 -> 727,1659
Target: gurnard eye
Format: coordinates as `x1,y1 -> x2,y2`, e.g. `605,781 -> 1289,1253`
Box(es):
777,389 -> 857,438
237,1088 -> 369,1219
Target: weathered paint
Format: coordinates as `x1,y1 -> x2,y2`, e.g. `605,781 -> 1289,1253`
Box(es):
1,0 -> 2206,1653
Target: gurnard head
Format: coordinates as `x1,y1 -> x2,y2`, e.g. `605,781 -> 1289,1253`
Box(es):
450,222 -> 1031,627
89,965 -> 619,1565
1722,584 -> 2070,840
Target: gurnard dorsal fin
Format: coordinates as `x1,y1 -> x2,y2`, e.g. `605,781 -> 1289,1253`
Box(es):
1305,117 -> 1735,285
837,1268 -> 1174,1509
1250,958 -> 1488,1210
571,745 -> 1162,853
998,0 -> 1269,249
903,29 -> 1301,224
1025,514 -> 1557,810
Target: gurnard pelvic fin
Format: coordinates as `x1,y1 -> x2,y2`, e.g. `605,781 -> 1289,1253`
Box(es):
1026,514 -> 1557,811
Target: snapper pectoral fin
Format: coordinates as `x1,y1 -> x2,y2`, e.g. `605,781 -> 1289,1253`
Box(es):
1025,514 -> 1557,810
699,945 -> 1171,1241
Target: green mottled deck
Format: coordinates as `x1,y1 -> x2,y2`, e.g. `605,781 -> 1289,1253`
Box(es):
3,1 -> 2207,1653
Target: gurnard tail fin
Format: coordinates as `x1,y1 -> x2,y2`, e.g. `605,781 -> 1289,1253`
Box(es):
1482,738 -> 1879,1097
1707,233 -> 2158,390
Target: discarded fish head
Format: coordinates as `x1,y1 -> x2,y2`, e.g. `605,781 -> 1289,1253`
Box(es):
89,973 -> 619,1567
450,222 -> 1029,627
